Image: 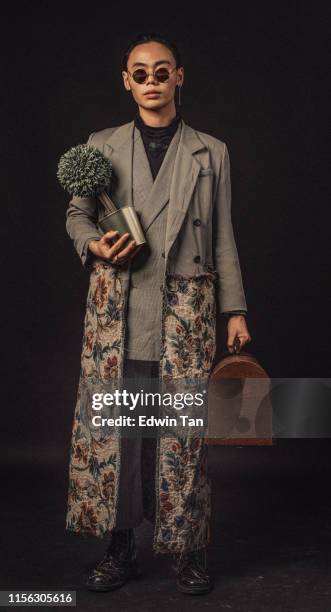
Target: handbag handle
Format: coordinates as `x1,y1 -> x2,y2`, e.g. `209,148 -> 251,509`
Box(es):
233,336 -> 241,354
217,336 -> 244,361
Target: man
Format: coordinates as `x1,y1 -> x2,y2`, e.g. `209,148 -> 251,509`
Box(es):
65,32 -> 252,595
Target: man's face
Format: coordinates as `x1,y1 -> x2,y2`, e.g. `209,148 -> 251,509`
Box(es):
122,41 -> 184,111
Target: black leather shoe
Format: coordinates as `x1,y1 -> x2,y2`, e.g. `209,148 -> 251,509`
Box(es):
173,548 -> 212,595
86,528 -> 141,592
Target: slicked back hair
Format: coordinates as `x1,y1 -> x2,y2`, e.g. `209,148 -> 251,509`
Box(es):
121,31 -> 182,72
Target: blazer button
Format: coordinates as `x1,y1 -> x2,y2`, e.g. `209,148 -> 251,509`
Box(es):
194,255 -> 201,263
193,218 -> 201,226
160,284 -> 164,292
161,251 -> 165,258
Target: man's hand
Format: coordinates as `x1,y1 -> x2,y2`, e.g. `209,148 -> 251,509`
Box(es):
227,315 -> 252,353
89,230 -> 142,265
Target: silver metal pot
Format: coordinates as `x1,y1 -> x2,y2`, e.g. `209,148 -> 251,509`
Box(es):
98,206 -> 147,246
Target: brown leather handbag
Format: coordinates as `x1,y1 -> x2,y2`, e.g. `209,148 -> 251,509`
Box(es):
206,338 -> 274,445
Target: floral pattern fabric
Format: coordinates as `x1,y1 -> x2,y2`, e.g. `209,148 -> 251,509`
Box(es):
66,261 -> 217,552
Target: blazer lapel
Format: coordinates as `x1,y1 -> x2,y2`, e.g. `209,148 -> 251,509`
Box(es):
103,121 -> 134,208
133,124 -> 182,232
164,119 -> 209,259
131,128 -> 154,212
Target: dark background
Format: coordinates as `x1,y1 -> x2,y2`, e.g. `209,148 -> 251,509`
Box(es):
2,4 -> 331,607
5,2 -> 330,460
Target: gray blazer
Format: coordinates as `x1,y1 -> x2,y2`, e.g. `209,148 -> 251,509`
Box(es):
65,119 -> 248,314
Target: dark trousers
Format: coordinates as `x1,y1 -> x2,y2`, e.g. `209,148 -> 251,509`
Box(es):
115,358 -> 159,529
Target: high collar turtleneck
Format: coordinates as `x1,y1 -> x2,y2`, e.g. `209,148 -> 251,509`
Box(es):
133,112 -> 182,180
134,111 -> 182,144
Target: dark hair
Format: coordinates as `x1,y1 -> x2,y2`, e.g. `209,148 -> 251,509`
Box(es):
121,31 -> 182,72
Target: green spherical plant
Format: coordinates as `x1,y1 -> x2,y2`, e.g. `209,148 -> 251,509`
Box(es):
57,144 -> 113,197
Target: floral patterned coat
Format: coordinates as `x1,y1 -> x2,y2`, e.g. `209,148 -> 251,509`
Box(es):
64,119 -> 247,554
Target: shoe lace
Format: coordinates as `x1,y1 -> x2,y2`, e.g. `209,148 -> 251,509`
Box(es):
96,554 -> 123,575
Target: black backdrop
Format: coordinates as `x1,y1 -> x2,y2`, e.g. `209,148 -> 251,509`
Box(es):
4,3 -> 330,463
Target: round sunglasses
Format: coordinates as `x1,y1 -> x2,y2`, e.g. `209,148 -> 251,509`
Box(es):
127,66 -> 177,85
